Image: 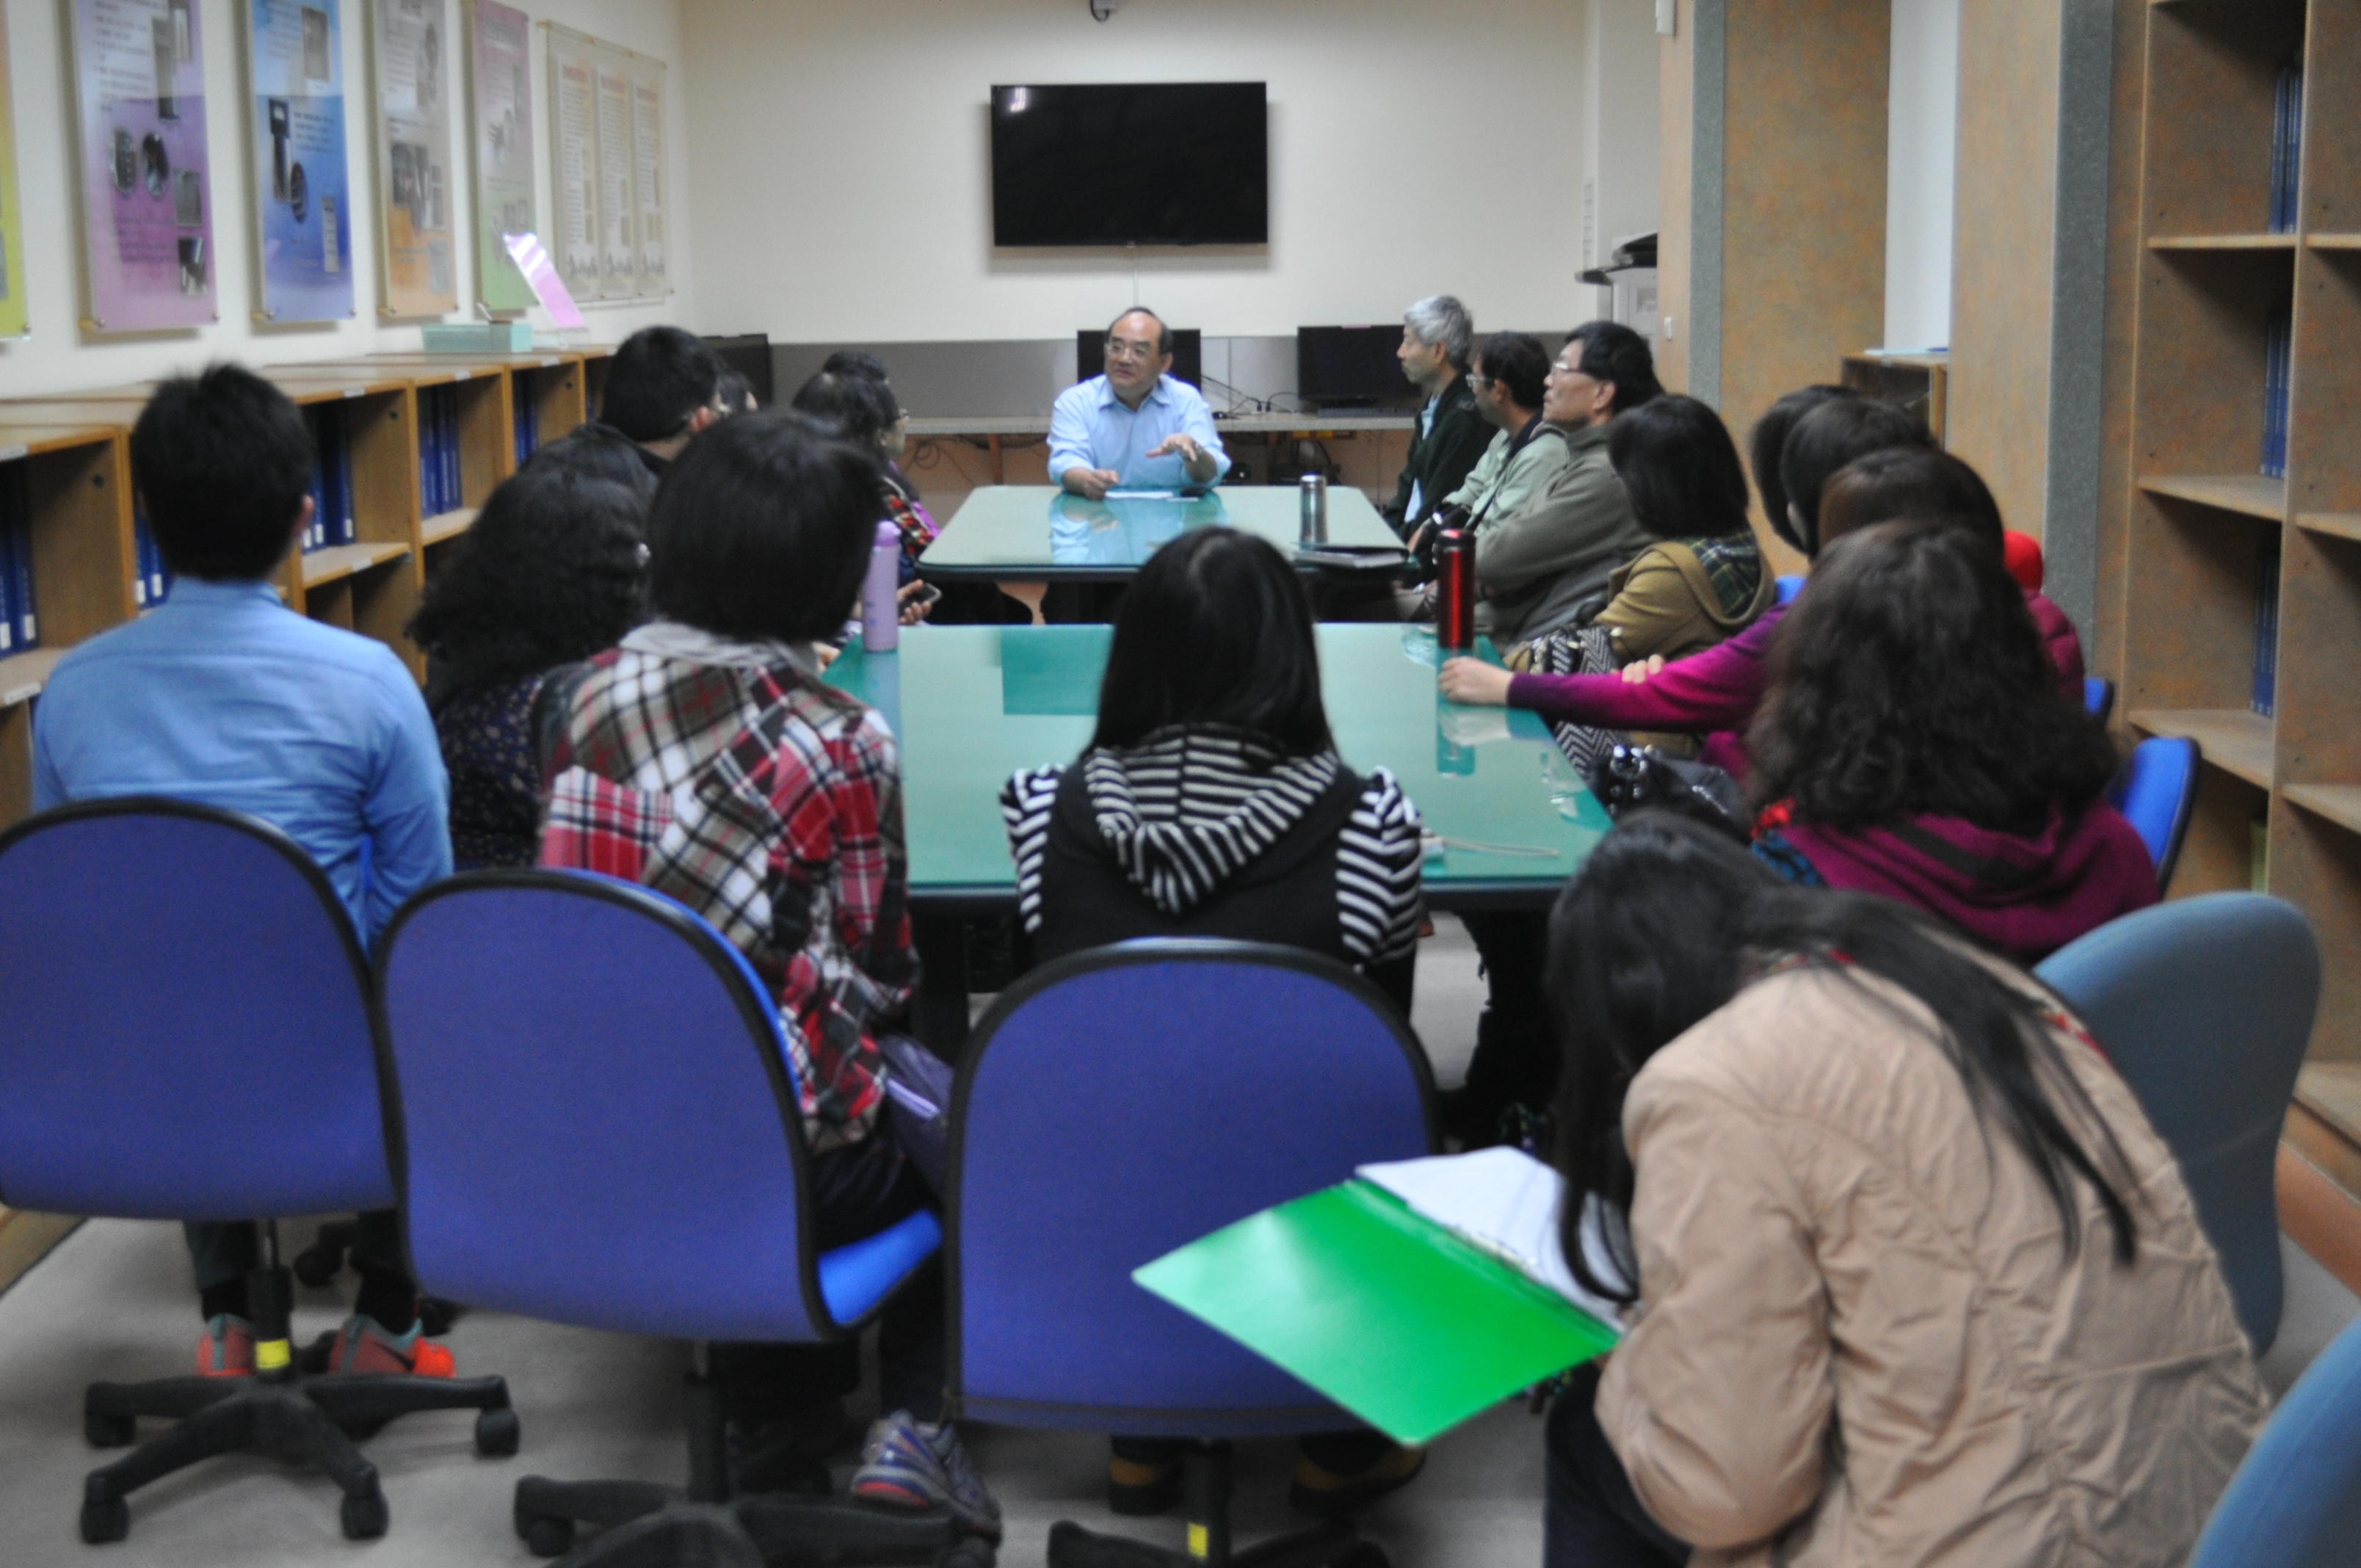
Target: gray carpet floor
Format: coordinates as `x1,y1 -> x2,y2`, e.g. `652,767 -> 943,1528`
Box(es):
0,917 -> 2346,1566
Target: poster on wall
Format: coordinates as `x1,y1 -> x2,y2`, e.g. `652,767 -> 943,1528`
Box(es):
246,0 -> 353,324
547,29 -> 598,302
546,23 -> 667,305
591,56 -> 633,299
66,0 -> 219,333
467,0 -> 535,313
369,0 -> 456,317
629,60 -> 664,295
0,6 -> 27,338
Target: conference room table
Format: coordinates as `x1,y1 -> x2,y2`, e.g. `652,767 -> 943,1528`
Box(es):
916,484 -> 1404,583
824,622 -> 1611,1050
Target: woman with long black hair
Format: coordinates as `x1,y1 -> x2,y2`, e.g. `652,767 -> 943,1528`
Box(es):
1540,813 -> 2266,1568
999,526 -> 1428,1517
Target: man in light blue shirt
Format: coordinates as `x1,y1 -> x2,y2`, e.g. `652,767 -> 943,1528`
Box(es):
1048,308 -> 1229,498
32,365 -> 454,1377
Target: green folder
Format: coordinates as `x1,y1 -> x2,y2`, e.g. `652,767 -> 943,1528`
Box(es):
1134,1178 -> 1621,1445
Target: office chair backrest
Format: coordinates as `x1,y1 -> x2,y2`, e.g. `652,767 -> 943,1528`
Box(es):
0,799 -> 391,1219
1774,573 -> 1805,606
2035,893 -> 2318,1353
376,871 -> 835,1343
2085,676 -> 2117,723
2108,735 -> 2201,893
950,940 -> 1434,1436
2190,1314 -> 2361,1567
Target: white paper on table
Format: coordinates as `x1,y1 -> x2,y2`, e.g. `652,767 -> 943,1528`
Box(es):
1103,488 -> 1190,500
1357,1147 -> 1630,1328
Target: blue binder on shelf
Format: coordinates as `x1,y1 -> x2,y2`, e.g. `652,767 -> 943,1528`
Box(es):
0,480 -> 18,657
2,462 -> 35,652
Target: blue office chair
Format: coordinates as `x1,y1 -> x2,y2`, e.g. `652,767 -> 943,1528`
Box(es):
950,940 -> 1435,1568
2108,735 -> 2201,894
2035,893 -> 2318,1354
0,800 -> 512,1545
2085,676 -> 2116,723
2190,1314 -> 2361,1566
375,871 -> 982,1567
1774,573 -> 1806,606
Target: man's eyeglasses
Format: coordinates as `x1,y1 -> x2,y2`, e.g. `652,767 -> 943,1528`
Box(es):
1105,339 -> 1160,362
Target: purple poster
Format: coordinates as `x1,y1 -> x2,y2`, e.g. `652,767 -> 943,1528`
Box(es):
70,0 -> 218,331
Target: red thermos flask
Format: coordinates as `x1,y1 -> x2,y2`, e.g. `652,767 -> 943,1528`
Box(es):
1437,529 -> 1477,650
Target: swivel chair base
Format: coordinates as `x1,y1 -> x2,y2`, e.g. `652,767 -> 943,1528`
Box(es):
81,1368 -> 515,1543
1045,1446 -> 1388,1568
510,1367 -> 995,1567
79,1246 -> 514,1545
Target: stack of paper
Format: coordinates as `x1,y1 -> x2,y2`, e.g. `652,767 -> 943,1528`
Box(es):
1134,1148 -> 1625,1444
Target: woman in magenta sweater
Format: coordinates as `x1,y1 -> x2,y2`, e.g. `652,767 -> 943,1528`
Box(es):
1441,437 -> 2086,775
1744,518 -> 2152,961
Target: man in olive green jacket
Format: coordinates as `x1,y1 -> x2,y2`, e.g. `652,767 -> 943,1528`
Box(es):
1466,322 -> 1659,651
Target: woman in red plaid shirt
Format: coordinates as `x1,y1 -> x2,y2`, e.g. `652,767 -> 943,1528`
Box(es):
537,412 -> 973,1506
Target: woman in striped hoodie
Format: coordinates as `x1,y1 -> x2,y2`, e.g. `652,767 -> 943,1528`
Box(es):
1000,526 -> 1429,1516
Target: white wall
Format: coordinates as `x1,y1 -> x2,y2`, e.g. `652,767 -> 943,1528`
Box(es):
0,0 -> 695,398
682,0 -> 1605,345
1584,0 -> 1661,305
1884,0 -> 1956,349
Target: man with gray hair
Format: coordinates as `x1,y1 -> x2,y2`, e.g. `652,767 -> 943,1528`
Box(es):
1385,294 -> 1493,535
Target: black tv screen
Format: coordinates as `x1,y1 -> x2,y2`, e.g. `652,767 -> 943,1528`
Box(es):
1298,326 -> 1414,407
992,83 -> 1268,247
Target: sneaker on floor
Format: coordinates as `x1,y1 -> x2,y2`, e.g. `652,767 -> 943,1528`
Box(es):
320,1315 -> 456,1377
1107,1451 -> 1183,1517
1290,1443 -> 1426,1517
850,1410 -> 1003,1542
196,1314 -> 255,1378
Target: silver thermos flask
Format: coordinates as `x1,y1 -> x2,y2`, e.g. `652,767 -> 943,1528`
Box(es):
1299,473 -> 1329,545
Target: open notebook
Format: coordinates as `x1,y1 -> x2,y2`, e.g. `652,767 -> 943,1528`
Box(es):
1133,1148 -> 1626,1445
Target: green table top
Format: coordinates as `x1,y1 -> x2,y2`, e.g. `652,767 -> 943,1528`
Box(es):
825,623 -> 1611,910
918,484 -> 1402,581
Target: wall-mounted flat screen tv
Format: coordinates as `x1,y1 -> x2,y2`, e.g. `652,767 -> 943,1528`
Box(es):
991,83 -> 1268,247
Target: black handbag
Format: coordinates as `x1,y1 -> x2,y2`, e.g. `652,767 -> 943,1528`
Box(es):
1584,744 -> 1751,843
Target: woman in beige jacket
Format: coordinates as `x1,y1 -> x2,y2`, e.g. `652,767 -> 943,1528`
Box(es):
1542,815 -> 2269,1568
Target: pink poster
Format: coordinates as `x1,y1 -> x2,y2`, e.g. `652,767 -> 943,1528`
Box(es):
70,0 -> 217,331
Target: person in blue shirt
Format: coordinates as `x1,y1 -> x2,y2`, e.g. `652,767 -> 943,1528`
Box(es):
34,365 -> 459,1382
1048,308 -> 1229,498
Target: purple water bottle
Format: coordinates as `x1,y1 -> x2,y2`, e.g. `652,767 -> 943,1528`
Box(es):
863,520 -> 902,652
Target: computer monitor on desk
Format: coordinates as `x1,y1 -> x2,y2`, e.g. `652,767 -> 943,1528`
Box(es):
1296,326 -> 1415,410
1077,328 -> 1203,391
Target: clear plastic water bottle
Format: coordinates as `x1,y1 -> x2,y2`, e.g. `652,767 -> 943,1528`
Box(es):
863,520 -> 902,652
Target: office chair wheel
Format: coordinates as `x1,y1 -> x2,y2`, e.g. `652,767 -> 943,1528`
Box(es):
79,1496 -> 130,1545
1334,1545 -> 1390,1568
84,1409 -> 134,1448
937,1539 -> 997,1567
475,1405 -> 521,1457
291,1242 -> 345,1288
340,1488 -> 390,1540
521,1512 -> 575,1558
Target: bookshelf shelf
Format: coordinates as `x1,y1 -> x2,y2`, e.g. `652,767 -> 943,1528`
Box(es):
300,541 -> 412,590
2130,707 -> 2277,788
2138,474 -> 2288,519
421,508 -> 479,548
2310,234 -> 2361,249
2148,233 -> 2302,250
2287,784 -> 2361,838
2296,512 -> 2361,542
0,647 -> 68,710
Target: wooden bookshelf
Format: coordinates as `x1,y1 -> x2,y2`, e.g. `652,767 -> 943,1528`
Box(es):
2117,0 -> 2361,1190
0,424 -> 138,830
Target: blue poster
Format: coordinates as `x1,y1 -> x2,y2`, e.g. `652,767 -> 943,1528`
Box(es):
247,0 -> 351,322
